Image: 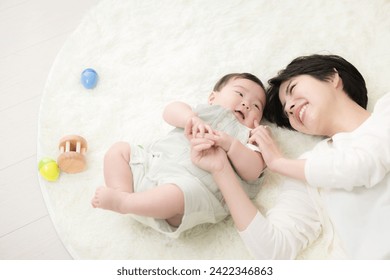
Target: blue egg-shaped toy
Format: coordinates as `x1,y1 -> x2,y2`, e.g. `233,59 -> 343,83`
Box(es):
81,68 -> 98,89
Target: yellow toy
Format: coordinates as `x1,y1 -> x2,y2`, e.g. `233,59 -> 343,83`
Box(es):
38,157 -> 60,181
57,135 -> 88,173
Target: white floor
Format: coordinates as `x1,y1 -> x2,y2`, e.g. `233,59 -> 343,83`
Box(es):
0,0 -> 101,259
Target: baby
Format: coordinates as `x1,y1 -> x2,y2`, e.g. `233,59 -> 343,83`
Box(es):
91,73 -> 266,238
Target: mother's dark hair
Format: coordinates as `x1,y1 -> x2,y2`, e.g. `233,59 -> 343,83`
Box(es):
264,54 -> 368,129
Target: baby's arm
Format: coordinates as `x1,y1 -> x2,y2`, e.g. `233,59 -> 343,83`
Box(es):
228,139 -> 265,181
163,101 -> 213,137
207,131 -> 265,181
162,101 -> 197,128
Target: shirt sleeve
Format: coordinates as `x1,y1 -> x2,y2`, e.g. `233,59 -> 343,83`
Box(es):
238,180 -> 322,259
305,93 -> 390,190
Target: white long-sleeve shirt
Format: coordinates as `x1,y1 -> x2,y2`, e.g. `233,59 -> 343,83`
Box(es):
239,179 -> 325,259
306,92 -> 390,259
239,93 -> 390,259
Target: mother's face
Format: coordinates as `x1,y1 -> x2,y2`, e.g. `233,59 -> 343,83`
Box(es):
278,74 -> 339,136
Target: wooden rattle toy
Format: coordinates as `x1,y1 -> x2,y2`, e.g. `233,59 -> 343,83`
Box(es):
57,135 -> 88,173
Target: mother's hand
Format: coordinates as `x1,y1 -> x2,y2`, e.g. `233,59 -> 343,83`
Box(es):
190,137 -> 228,174
249,125 -> 284,170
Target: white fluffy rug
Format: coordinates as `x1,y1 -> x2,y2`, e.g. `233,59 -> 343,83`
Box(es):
38,0 -> 390,259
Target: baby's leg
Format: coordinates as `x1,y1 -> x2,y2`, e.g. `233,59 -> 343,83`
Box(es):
103,141 -> 133,193
91,183 -> 184,227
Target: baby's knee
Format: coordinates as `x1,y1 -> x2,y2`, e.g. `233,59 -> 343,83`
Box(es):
105,141 -> 131,161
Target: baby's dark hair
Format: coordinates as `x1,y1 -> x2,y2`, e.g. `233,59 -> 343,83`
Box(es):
264,54 -> 368,129
213,73 -> 265,92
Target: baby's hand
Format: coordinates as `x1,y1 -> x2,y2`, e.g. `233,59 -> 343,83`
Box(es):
184,116 -> 214,140
204,130 -> 234,152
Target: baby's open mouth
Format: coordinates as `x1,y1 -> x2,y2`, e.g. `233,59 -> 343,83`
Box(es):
234,110 -> 245,120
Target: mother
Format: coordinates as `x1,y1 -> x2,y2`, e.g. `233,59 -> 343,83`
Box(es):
190,54 -> 390,259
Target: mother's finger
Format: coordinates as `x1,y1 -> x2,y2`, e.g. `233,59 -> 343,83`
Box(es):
193,143 -> 213,152
252,125 -> 271,137
250,124 -> 267,136
250,125 -> 268,137
191,137 -> 214,147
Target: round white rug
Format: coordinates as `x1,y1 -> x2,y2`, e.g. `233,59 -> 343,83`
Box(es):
38,0 -> 390,259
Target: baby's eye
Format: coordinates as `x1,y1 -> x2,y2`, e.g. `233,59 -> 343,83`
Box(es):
236,91 -> 243,97
254,104 -> 261,111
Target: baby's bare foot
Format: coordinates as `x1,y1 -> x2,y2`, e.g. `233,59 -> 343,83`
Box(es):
91,187 -> 127,213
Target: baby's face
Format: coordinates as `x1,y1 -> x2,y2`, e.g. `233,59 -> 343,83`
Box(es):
209,78 -> 266,128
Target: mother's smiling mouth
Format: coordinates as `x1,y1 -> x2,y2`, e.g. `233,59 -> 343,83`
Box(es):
295,103 -> 308,123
